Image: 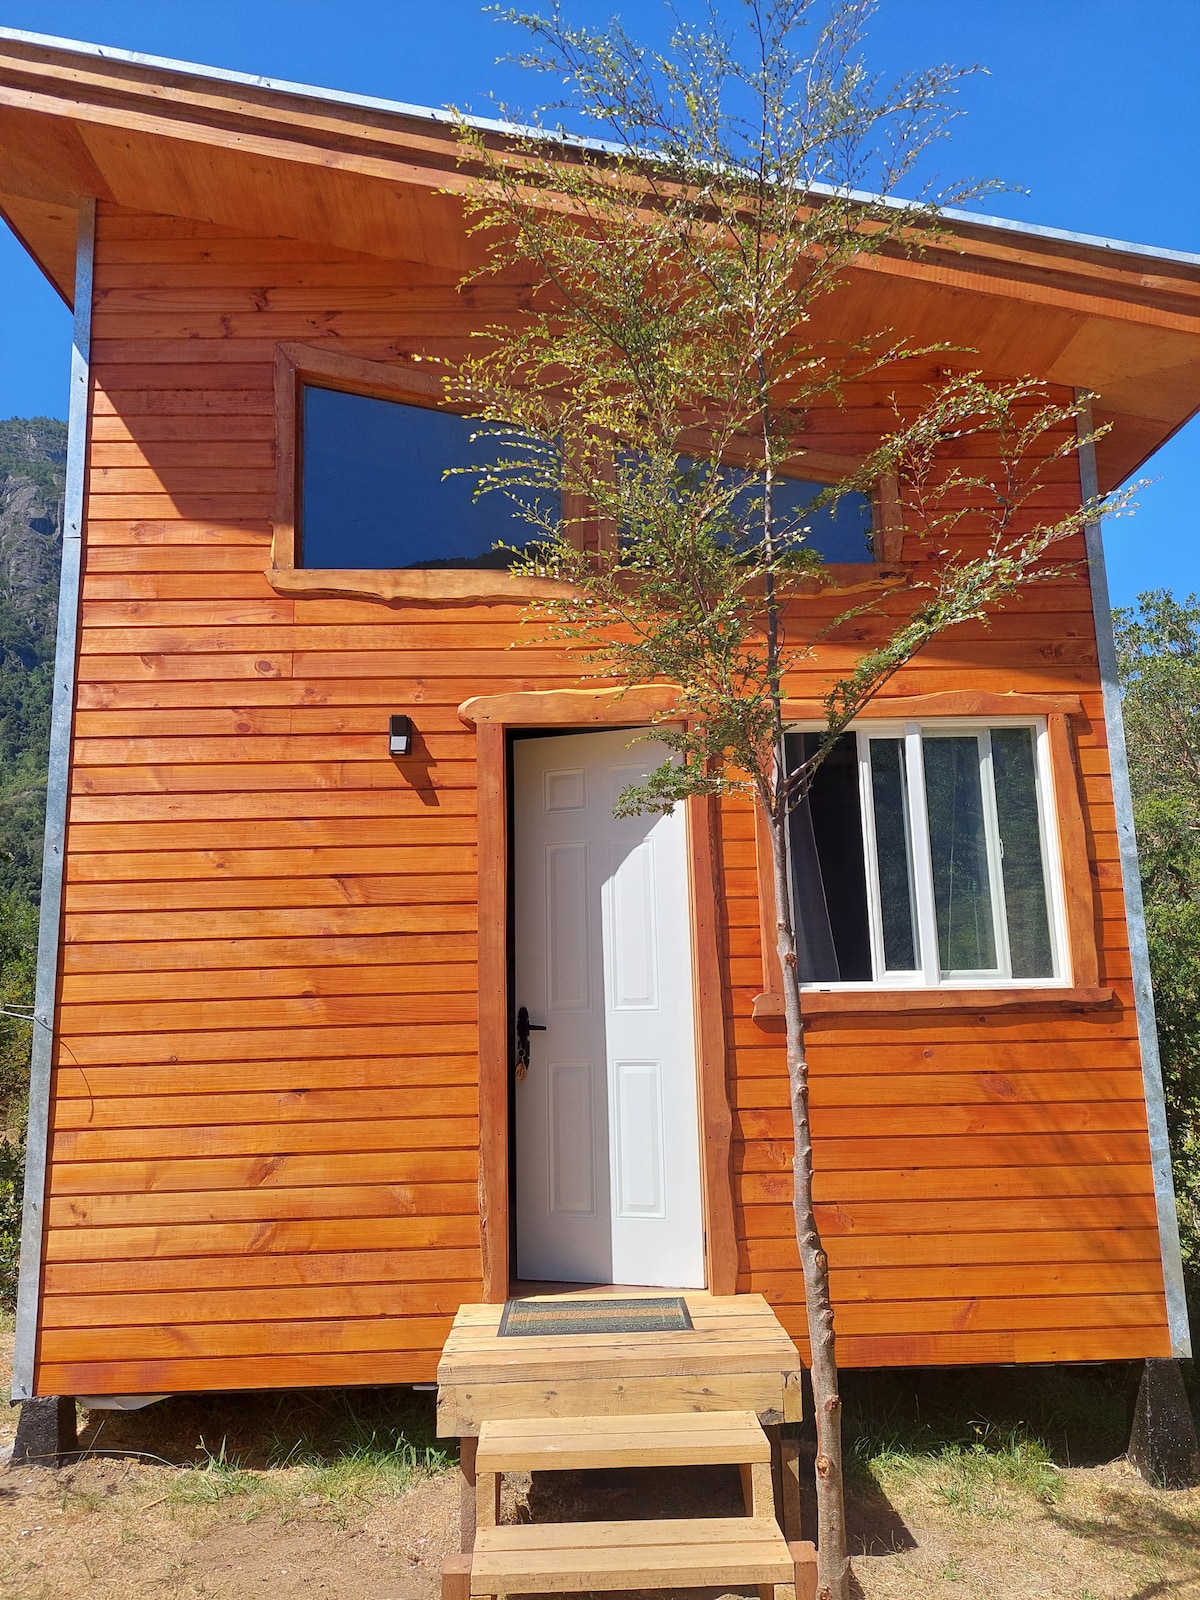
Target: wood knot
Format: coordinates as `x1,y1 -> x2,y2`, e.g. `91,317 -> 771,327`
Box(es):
815,1453 -> 832,1478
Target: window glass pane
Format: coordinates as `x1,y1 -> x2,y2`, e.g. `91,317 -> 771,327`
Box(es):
771,475 -> 874,564
991,728 -> 1054,978
922,735 -> 997,973
785,732 -> 872,982
300,386 -> 550,569
869,738 -> 919,971
641,458 -> 874,564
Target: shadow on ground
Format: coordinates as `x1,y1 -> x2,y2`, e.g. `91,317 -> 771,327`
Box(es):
839,1360 -> 1136,1470
72,1384 -> 448,1474
1046,1483 -> 1200,1597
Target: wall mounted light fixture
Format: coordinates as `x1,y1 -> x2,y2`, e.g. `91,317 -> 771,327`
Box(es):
388,714 -> 413,757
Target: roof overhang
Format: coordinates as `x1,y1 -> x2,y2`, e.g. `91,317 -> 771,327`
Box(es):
2,26 -> 1200,491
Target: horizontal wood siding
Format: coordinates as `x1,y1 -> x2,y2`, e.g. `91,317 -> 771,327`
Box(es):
33,202 -> 1170,1395
720,559 -> 1171,1361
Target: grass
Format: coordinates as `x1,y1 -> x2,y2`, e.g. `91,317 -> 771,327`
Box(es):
1046,1480 -> 1200,1559
168,1438 -> 263,1507
841,1362 -> 1135,1521
864,1420 -> 1063,1517
147,1388 -> 454,1516
263,1391 -> 453,1506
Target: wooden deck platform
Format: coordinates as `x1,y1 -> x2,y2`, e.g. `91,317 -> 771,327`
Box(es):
436,1287 -> 804,1437
436,1288 -> 808,1597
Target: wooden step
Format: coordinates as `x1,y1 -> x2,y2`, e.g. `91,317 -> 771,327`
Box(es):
469,1516 -> 794,1597
476,1407 -> 770,1472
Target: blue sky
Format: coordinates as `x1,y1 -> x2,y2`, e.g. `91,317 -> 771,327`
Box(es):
1,0 -> 1196,609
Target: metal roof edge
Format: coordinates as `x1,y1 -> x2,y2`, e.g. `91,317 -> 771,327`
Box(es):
804,180 -> 1200,272
3,23 -> 1200,276
0,23 -> 598,145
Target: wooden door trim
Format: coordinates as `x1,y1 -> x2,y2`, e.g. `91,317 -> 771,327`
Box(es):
476,721 -> 510,1302
686,794 -> 738,1295
460,684 -> 682,727
472,697 -> 738,1301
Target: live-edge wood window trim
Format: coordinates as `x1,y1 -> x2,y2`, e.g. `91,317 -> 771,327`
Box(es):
873,472 -> 904,564
268,342 -> 572,607
468,684 -> 738,1298
751,690 -> 1109,1021
270,343 -> 900,605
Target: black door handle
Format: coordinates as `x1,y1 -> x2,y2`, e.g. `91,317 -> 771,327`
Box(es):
515,1005 -> 546,1080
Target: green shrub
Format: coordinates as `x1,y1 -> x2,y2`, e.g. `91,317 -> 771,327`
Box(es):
1115,592 -> 1200,1289
0,1124 -> 24,1309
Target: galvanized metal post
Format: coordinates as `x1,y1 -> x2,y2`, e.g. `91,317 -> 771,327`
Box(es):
1075,393 -> 1191,1359
11,195 -> 96,1402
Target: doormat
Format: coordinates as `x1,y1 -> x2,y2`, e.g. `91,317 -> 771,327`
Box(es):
498,1296 -> 694,1337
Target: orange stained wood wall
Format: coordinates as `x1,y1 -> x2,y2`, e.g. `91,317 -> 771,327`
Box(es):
34,201 -> 1172,1397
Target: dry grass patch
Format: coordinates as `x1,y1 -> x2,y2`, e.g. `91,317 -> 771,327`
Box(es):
841,1364 -> 1200,1598
848,1457 -> 1200,1599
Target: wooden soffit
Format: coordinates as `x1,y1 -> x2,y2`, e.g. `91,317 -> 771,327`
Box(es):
2,29 -> 1200,488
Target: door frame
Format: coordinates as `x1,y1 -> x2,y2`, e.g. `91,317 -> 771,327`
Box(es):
465,687 -> 738,1300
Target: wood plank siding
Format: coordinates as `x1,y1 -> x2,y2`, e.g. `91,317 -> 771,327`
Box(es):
32,200 -> 1171,1396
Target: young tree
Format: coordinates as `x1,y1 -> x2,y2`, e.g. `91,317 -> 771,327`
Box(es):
448,5 -> 1127,1593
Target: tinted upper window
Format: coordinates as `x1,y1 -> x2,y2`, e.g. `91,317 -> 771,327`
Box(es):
662,459 -> 873,563
299,384 -> 873,570
299,385 -> 545,570
769,476 -> 873,563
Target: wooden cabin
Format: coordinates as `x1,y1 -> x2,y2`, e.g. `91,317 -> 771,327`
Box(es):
3,30 -> 1196,1440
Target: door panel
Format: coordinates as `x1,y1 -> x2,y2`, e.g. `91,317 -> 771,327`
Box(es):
549,1059 -> 596,1216
614,1059 -> 666,1217
513,728 -> 706,1288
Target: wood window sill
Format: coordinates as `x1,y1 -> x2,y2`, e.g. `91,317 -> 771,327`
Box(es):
266,566 -> 568,606
751,985 -> 1115,1020
265,560 -> 908,608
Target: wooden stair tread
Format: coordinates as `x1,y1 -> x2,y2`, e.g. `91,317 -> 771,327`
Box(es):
476,1408 -> 770,1471
470,1516 -> 793,1594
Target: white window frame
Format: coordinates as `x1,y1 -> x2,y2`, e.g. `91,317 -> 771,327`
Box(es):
790,716 -> 1071,992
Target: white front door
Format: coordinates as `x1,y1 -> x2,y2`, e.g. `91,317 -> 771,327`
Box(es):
512,727 -> 706,1288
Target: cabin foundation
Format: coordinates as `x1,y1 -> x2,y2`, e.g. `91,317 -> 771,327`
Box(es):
1128,1359 -> 1200,1489
9,1396 -> 77,1469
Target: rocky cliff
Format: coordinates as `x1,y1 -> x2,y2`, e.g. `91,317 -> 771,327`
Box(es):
0,416 -> 66,637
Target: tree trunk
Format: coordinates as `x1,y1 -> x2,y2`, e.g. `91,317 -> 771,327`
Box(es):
766,801 -> 848,1600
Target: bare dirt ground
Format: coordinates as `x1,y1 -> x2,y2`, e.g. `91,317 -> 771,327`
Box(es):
4,1325 -> 1200,1600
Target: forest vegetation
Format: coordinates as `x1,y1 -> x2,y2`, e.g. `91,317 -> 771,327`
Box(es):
1115,590 -> 1200,1303
0,414 -> 65,1306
